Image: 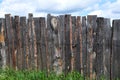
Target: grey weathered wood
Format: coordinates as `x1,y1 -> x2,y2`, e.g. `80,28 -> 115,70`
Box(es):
87,15 -> 97,80
5,14 -> 15,68
96,17 -> 104,79
46,14 -> 55,72
34,18 -> 41,70
112,20 -> 120,79
58,15 -> 65,73
64,15 -> 72,74
28,13 -> 37,69
82,16 -> 87,76
14,16 -> 22,70
0,18 -> 6,69
40,17 -> 47,70
20,17 -> 27,69
103,18 -> 111,80
21,17 -> 29,69
74,16 -> 80,72
71,16 -> 76,71
11,16 -> 16,69
90,15 -> 97,80
32,18 -> 37,70
51,16 -> 63,75
77,16 -> 83,74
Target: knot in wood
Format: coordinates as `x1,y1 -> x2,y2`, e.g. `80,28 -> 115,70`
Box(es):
50,17 -> 57,31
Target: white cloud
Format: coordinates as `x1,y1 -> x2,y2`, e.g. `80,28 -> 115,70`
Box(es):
0,0 -> 101,17
88,0 -> 120,19
0,0 -> 120,20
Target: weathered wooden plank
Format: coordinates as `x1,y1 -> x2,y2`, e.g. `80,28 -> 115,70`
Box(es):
14,16 -> 22,70
22,17 -> 29,69
46,14 -> 55,72
32,19 -> 37,70
11,16 -> 16,69
74,16 -> 80,72
0,18 -> 6,69
20,17 -> 27,69
77,16 -> 83,74
90,16 -> 97,80
112,20 -> 120,80
50,16 -> 63,75
102,18 -> 111,80
28,13 -> 37,69
64,15 -> 72,74
5,14 -> 15,68
87,15 -> 97,80
39,17 -> 47,70
58,15 -> 65,73
96,17 -> 104,80
71,16 -> 76,71
82,16 -> 87,76
34,18 -> 41,70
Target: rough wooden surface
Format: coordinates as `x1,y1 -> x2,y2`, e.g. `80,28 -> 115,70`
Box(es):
46,14 -> 54,72
103,18 -> 111,80
112,20 -> 120,79
14,16 -> 22,70
40,17 -> 47,70
64,15 -> 72,74
82,16 -> 87,76
20,17 -> 27,69
0,18 -> 6,68
96,17 -> 104,80
28,13 -> 37,69
87,15 -> 97,80
34,18 -> 41,70
58,15 -> 65,73
71,16 -> 76,71
5,14 -> 14,68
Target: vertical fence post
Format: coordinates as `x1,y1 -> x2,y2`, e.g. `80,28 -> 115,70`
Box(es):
20,17 -> 27,69
112,20 -> 120,80
64,15 -> 72,74
5,14 -> 15,69
28,13 -> 37,69
82,16 -> 87,77
40,17 -> 47,70
71,16 -> 76,71
14,16 -> 22,70
34,18 -> 41,70
0,18 -> 6,69
58,15 -> 65,73
96,17 -> 104,79
77,16 -> 83,74
46,14 -> 55,73
87,15 -> 97,80
103,18 -> 111,80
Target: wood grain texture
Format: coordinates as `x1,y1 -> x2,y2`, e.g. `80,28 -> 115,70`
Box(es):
112,20 -> 120,79
20,17 -> 27,69
82,16 -> 87,76
64,15 -> 72,74
87,15 -> 97,80
5,14 -> 15,68
40,17 -> 47,70
96,17 -> 104,80
0,18 -> 6,69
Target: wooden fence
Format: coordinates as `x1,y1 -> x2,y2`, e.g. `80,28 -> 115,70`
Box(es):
0,13 -> 120,80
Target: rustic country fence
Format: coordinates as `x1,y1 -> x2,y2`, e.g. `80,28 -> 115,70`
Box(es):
0,13 -> 119,80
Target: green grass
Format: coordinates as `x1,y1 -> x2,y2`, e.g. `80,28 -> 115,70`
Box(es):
0,68 -> 85,80
0,68 -> 119,80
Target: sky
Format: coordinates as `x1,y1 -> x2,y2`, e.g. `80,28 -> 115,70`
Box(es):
0,0 -> 120,19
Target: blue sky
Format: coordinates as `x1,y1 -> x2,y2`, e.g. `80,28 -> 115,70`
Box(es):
0,0 -> 119,19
